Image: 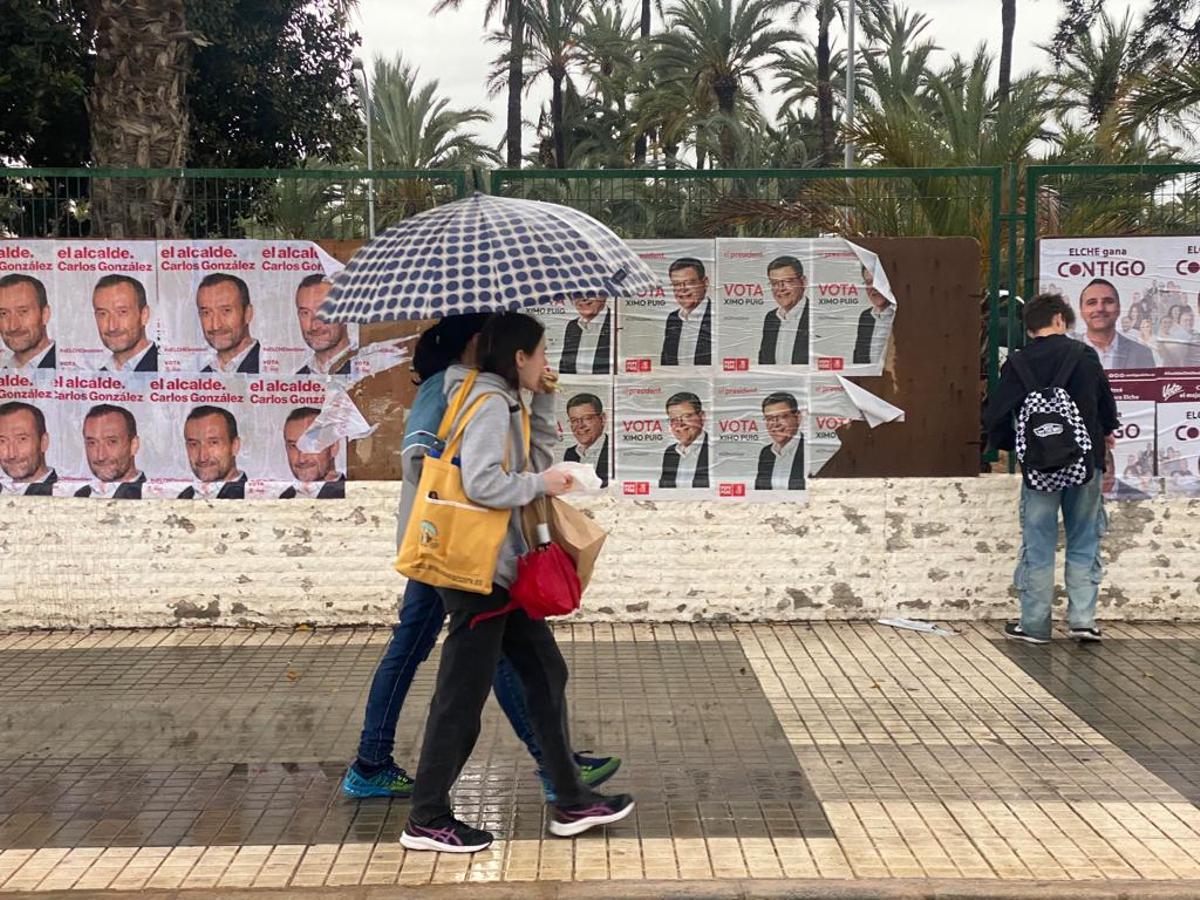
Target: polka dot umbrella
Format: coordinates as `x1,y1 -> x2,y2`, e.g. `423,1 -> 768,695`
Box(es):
318,192 -> 658,322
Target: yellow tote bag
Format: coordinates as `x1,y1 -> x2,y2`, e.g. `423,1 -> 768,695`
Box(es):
394,371 -> 530,595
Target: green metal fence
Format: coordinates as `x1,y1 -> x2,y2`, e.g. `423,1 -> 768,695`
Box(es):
0,167 -> 469,241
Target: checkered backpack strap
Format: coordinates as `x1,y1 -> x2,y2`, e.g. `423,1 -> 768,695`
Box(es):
1010,344 -> 1093,492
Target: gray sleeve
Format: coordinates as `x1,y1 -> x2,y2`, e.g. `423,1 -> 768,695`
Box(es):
528,391 -> 557,473
460,394 -> 547,509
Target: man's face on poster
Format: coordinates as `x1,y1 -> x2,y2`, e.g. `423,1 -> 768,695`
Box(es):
295,281 -> 347,353
93,281 -> 148,355
83,411 -> 138,482
0,281 -> 49,355
669,265 -> 707,313
284,414 -> 336,482
1080,283 -> 1120,335
185,413 -> 240,483
862,265 -> 888,309
0,408 -> 47,481
667,400 -> 704,447
197,281 -> 253,353
567,401 -> 605,448
763,400 -> 801,447
571,294 -> 607,322
768,264 -> 806,313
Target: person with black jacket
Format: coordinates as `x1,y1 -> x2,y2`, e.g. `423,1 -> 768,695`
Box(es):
984,292 -> 1120,645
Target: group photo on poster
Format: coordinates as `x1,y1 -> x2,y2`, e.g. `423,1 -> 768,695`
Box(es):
1105,370 -> 1159,500
1157,374 -> 1200,498
552,378 -> 612,488
712,375 -> 808,500
715,239 -> 810,372
619,240 -> 715,373
614,376 -> 714,500
809,243 -> 897,375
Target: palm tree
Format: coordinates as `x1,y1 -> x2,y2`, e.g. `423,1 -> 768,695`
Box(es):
998,0 -> 1015,105
654,0 -> 796,167
634,0 -> 653,163
1044,9 -> 1141,126
433,0 -> 526,167
87,0 -> 192,237
1124,60 -> 1200,142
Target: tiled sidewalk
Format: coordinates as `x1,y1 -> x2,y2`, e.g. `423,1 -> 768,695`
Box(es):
3,623 -> 1200,895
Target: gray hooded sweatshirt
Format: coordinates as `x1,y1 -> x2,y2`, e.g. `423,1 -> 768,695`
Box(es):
396,364 -> 556,590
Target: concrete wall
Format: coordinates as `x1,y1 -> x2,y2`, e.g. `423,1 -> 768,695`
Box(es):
1,476 -> 1197,628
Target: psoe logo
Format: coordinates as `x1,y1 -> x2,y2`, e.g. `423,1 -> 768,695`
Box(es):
1163,382 -> 1185,401
418,520 -> 439,548
1033,423 -> 1064,438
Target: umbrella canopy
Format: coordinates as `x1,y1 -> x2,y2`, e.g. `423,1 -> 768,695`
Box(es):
319,192 -> 657,322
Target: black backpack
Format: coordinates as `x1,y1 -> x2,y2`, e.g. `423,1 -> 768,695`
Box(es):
1009,343 -> 1093,491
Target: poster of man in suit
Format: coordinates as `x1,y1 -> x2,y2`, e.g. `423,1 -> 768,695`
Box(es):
552,381 -> 611,488
619,240 -> 715,374
810,244 -> 897,375
614,376 -> 714,500
0,400 -> 58,496
715,239 -> 810,373
712,376 -> 808,501
526,293 -> 613,375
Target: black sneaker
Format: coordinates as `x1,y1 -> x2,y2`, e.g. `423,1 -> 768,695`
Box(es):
1068,626 -> 1103,642
548,793 -> 635,837
1004,623 -> 1049,645
400,818 -> 493,853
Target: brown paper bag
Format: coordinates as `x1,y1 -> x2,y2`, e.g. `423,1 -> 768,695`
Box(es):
522,497 -> 607,593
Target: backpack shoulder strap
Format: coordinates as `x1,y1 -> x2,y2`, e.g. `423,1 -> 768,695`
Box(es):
1049,341 -> 1086,389
1007,349 -> 1038,393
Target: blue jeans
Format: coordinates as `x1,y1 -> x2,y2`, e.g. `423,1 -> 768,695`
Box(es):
1014,471 -> 1107,640
356,578 -> 541,768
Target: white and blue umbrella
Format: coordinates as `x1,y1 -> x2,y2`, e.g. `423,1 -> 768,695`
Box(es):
319,192 -> 657,322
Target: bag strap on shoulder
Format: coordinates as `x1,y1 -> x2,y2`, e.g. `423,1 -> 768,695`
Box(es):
437,369 -> 479,442
442,391 -> 534,474
1049,341 -> 1085,389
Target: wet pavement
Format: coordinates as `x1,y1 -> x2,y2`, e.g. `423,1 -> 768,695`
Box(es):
3,623 -> 1200,893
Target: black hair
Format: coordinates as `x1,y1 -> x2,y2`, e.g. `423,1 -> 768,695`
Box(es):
93,274 -> 147,309
296,273 -> 327,292
1080,277 -> 1119,305
665,391 -> 703,414
285,406 -> 321,426
1024,292 -> 1076,333
761,392 -> 799,413
567,392 -> 604,415
668,257 -> 706,280
0,400 -> 46,436
768,255 -> 805,278
0,273 -> 48,309
411,313 -> 492,384
478,311 -> 545,389
197,272 -> 251,310
84,403 -> 137,439
186,405 -> 238,441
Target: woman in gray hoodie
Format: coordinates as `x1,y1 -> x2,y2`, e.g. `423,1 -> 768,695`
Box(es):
400,311 -> 634,854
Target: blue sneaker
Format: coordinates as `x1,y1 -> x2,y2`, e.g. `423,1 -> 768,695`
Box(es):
539,753 -> 622,803
341,762 -> 415,799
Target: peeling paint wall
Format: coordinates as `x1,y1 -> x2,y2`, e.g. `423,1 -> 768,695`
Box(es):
1,477 -> 1198,628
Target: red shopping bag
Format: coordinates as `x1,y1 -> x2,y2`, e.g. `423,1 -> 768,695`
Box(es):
470,541 -> 581,628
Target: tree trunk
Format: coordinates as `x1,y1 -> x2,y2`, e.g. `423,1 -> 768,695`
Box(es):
999,0 -> 1016,106
816,2 -> 835,167
551,72 -> 566,169
506,0 -> 524,168
714,81 -> 737,167
88,0 -> 192,238
633,0 -> 651,165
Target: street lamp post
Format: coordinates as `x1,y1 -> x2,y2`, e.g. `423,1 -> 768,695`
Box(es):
352,59 -> 376,238
844,0 -> 856,169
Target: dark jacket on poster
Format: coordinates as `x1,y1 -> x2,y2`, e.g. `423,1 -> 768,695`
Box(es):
984,334 -> 1120,471
754,439 -> 806,491
559,311 -> 611,375
279,474 -> 346,499
297,356 -> 353,376
39,344 -> 56,369
102,343 -> 159,373
853,309 -> 876,365
563,435 -> 609,487
23,469 -> 57,496
660,303 -> 713,366
178,472 -> 248,499
202,341 -> 260,374
74,472 -> 145,499
659,434 -> 709,489
758,304 -> 809,365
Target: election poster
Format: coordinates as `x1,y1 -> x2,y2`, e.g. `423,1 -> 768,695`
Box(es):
1039,236 -> 1200,372
155,240 -> 350,376
526,295 -> 613,376
715,238 -> 810,373
614,375 -> 715,500
553,377 -> 613,488
712,375 -> 808,501
0,372 -> 64,496
0,241 -> 160,372
1105,370 -> 1158,499
809,241 -> 897,376
619,240 -> 715,373
808,376 -> 860,476
1157,372 -> 1200,498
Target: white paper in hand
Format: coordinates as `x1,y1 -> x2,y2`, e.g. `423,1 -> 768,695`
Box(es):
549,461 -> 604,495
